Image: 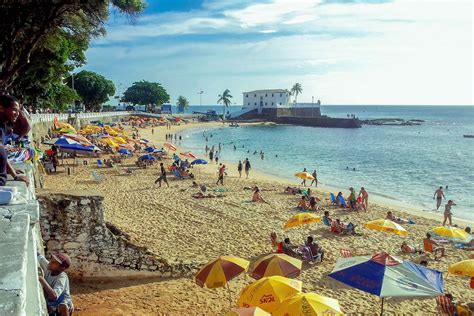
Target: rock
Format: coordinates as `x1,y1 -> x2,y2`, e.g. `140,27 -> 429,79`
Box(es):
63,242 -> 81,250
79,199 -> 90,205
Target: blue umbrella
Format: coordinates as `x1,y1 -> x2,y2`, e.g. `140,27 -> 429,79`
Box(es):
329,252 -> 443,313
144,147 -> 156,153
118,148 -> 130,155
139,154 -> 156,161
191,159 -> 208,165
54,136 -> 77,146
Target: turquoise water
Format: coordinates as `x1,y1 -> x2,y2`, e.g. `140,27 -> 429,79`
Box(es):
181,106 -> 474,221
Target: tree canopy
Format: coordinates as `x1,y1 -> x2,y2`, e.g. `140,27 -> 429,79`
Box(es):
0,1 -> 145,107
217,89 -> 233,120
176,96 -> 189,113
122,81 -> 170,107
291,83 -> 303,103
67,70 -> 115,111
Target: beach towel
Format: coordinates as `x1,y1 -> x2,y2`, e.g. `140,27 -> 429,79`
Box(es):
340,249 -> 352,258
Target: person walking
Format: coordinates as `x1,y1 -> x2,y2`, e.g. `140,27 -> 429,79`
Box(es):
214,151 -> 219,164
433,186 -> 446,210
310,170 -> 318,187
301,168 -> 307,186
442,200 -> 456,226
209,150 -> 214,162
237,160 -> 243,178
244,158 -> 251,179
216,164 -> 226,185
154,163 -> 169,187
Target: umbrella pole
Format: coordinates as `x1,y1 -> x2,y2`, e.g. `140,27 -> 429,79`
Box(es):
226,283 -> 232,308
380,297 -> 384,316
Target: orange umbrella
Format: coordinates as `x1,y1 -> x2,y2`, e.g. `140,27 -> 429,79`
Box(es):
164,142 -> 177,151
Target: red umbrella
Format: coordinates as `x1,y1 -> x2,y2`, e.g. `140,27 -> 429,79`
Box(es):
164,142 -> 177,151
179,152 -> 197,159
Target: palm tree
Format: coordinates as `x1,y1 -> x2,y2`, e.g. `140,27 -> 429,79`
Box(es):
176,95 -> 189,113
291,83 -> 303,103
217,89 -> 233,121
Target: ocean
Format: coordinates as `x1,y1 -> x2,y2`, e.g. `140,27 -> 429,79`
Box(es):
180,105 -> 474,222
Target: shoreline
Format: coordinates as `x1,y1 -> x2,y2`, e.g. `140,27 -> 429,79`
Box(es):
170,121 -> 473,227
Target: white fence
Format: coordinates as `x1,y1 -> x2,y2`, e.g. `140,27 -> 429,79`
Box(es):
29,111 -> 135,125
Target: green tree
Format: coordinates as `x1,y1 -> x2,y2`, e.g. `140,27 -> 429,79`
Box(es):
0,1 -> 145,92
67,70 -> 115,111
122,81 -> 170,109
176,95 -> 189,113
217,89 -> 233,121
291,83 -> 303,103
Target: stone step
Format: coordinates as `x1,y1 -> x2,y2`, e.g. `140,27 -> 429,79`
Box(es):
0,213 -> 31,316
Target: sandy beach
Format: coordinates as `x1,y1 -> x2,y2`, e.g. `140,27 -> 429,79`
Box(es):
40,120 -> 473,315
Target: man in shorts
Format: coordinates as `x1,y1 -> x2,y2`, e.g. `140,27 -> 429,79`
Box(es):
442,200 -> 456,226
155,162 -> 169,187
433,186 -> 445,210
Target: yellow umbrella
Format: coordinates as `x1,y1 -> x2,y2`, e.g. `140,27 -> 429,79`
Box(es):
448,259 -> 474,277
250,254 -> 302,279
195,256 -> 250,289
226,307 -> 271,316
294,172 -> 314,180
273,292 -> 343,316
430,226 -> 471,243
283,213 -> 321,230
238,276 -> 302,313
364,219 -> 408,236
113,136 -> 127,144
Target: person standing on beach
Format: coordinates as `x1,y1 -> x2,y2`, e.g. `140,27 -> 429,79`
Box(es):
151,128 -> 154,135
244,158 -> 251,179
209,150 -> 214,162
205,144 -> 209,154
237,160 -> 243,178
216,164 -> 225,185
301,168 -> 307,186
442,200 -> 456,226
214,151 -> 219,164
154,163 -> 169,188
434,186 -> 445,210
310,170 -> 317,187
358,187 -> 369,209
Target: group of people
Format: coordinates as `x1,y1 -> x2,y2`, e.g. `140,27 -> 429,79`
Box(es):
165,133 -> 181,142
334,187 -> 369,211
300,168 -> 318,187
237,158 -> 251,178
433,186 -> 456,226
272,232 -> 324,262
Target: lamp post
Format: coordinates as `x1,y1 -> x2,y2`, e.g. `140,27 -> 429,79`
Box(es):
198,89 -> 204,107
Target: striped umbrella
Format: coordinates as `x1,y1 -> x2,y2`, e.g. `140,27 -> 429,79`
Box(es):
180,152 -> 198,159
195,256 -> 250,289
164,142 -> 177,151
364,219 -> 408,236
250,254 -> 302,280
430,226 -> 472,243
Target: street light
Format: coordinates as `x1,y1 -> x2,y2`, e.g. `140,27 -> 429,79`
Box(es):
198,89 -> 204,106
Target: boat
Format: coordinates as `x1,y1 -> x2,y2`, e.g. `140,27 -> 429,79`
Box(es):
229,123 -> 239,127
463,135 -> 474,138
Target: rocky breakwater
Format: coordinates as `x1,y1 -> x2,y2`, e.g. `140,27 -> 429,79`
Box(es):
361,118 -> 425,126
37,190 -> 200,280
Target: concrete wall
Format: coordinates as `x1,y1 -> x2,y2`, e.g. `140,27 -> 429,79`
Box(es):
38,191 -> 198,280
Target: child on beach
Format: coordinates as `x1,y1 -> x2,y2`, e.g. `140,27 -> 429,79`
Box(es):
297,196 -> 307,211
38,253 -> 73,316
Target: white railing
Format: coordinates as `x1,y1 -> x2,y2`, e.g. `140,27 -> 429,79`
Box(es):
29,111 -> 135,125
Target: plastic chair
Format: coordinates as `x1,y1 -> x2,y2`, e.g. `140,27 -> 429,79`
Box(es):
91,171 -> 103,182
436,295 -> 455,316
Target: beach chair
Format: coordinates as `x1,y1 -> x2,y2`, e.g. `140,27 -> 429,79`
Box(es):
338,195 -> 348,208
91,171 -> 104,182
436,295 -> 456,316
340,249 -> 353,258
97,159 -> 104,167
329,193 -> 337,205
300,246 -> 321,263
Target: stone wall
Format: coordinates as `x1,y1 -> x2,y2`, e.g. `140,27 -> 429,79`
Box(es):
38,190 -> 198,280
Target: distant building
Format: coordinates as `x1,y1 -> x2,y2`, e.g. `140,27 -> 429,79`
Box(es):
243,89 -> 291,110
161,103 -> 172,114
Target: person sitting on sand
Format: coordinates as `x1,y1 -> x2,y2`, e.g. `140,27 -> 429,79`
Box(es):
192,192 -> 225,199
305,236 -> 324,261
252,187 -> 267,203
401,241 -> 423,254
322,211 -> 332,226
308,196 -> 321,211
423,233 -> 445,260
297,196 -> 308,211
282,238 -> 299,257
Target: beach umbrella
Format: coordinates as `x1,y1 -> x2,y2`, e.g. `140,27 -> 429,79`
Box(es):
448,259 -> 474,277
250,254 -> 302,280
139,154 -> 156,161
191,159 -> 208,165
144,146 -> 156,153
54,136 -> 79,146
164,142 -> 177,151
63,134 -> 94,147
118,148 -> 131,155
273,292 -> 343,316
226,307 -> 270,316
364,219 -> 408,236
180,152 -> 198,159
430,226 -> 472,243
328,252 -> 444,314
195,256 -> 250,289
283,213 -> 321,230
238,276 -> 302,313
294,172 -> 314,181
120,143 -> 135,151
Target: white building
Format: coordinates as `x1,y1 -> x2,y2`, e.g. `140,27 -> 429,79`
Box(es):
242,89 -> 291,109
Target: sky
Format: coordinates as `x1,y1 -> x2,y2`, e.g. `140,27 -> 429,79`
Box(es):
85,0 -> 473,106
